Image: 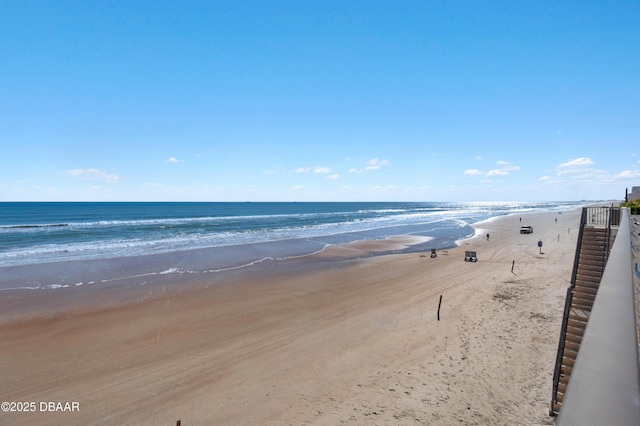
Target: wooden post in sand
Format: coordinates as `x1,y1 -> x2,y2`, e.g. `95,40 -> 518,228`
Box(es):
437,295 -> 443,321
511,260 -> 515,273
177,421 -> 181,426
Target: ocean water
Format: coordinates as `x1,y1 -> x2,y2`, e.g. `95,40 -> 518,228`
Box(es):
0,201 -> 586,290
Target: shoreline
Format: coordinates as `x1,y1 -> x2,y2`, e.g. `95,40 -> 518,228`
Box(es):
0,207 -> 582,425
0,228 -> 461,292
0,234 -> 437,323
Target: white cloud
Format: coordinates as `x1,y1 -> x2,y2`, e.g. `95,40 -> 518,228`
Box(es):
557,157 -> 594,171
66,168 -> 121,183
348,158 -> 390,174
365,158 -> 390,171
501,165 -> 521,172
327,174 -> 340,180
368,158 -> 390,167
464,161 -> 520,178
556,161 -> 596,176
463,169 -> 483,176
292,185 -> 304,191
495,161 -> 520,172
295,166 -> 331,174
615,170 -> 640,179
165,157 -> 184,164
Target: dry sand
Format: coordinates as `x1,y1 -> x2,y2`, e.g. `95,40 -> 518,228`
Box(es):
0,209 -> 581,425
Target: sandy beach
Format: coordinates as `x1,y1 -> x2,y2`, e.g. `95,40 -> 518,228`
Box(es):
0,208 -> 581,425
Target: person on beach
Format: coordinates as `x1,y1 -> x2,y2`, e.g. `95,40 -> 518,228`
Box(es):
486,233 -> 490,241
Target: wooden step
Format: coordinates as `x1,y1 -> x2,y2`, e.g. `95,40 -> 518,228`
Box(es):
583,229 -> 606,235
563,353 -> 579,366
581,231 -> 607,239
572,289 -> 597,301
572,293 -> 597,304
581,242 -> 606,248
576,266 -> 603,281
580,241 -> 606,249
565,333 -> 583,346
558,378 -> 569,394
573,285 -> 598,296
562,354 -> 576,368
576,277 -> 603,285
567,319 -> 588,330
560,363 -> 574,377
569,308 -> 590,320
578,250 -> 605,258
571,298 -> 595,311
578,253 -> 604,262
563,340 -> 582,355
583,230 -> 606,235
574,277 -> 601,288
581,233 -> 607,241
575,272 -> 602,281
575,270 -> 603,280
565,327 -> 586,341
570,300 -> 594,312
583,233 -> 606,242
567,315 -> 588,326
577,261 -> 605,271
571,292 -> 596,302
566,322 -> 587,335
580,238 -> 606,247
578,254 -> 605,262
578,263 -> 603,272
578,251 -> 605,261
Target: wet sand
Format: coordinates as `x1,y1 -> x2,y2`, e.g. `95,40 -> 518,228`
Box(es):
0,209 -> 581,425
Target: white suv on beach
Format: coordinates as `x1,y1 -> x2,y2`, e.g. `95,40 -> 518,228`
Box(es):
520,226 -> 533,234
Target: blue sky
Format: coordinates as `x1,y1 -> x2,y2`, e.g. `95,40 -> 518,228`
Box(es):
1,1 -> 639,202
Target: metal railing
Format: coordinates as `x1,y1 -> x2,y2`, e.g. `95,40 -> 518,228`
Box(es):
585,205 -> 620,228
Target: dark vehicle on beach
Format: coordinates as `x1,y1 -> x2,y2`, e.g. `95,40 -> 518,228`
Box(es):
520,225 -> 533,234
